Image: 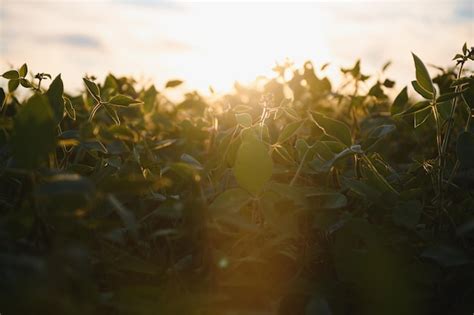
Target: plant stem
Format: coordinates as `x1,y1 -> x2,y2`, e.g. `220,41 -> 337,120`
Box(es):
350,79 -> 360,140
447,94 -> 473,185
290,150 -> 309,186
436,61 -> 465,225
439,62 -> 465,176
431,101 -> 443,214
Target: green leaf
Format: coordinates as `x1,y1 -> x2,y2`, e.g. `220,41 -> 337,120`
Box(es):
362,155 -> 399,196
392,200 -> 422,229
88,103 -> 102,121
411,81 -> 433,99
235,112 -> 252,128
342,177 -> 381,201
310,145 -> 353,173
306,191 -> 347,209
108,125 -> 138,141
436,90 -> 465,103
11,94 -> 56,169
143,85 -> 158,113
81,140 -> 108,153
233,104 -> 253,113
414,107 -> 432,128
391,86 -> 408,115
0,88 -> 5,107
37,173 -> 94,197
453,53 -> 464,61
369,124 -> 395,139
103,104 -> 121,125
382,61 -> 392,72
165,79 -> 183,88
277,119 -> 305,144
383,78 -> 395,88
396,100 -> 431,117
8,79 -> 19,92
180,153 -> 203,170
310,112 -> 352,146
273,145 -> 295,163
2,70 -> 19,80
19,63 -> 28,77
208,188 -> 251,214
295,138 -> 310,160
341,60 -> 361,78
462,42 -> 468,55
108,94 -> 143,107
233,138 -> 273,195
64,97 -> 76,120
363,124 -> 396,151
19,78 -> 32,88
284,107 -> 299,120
225,136 -> 241,167
368,82 -> 386,99
456,131 -> 474,169
46,74 -> 64,124
450,76 -> 471,87
83,78 -> 100,101
412,53 -> 434,94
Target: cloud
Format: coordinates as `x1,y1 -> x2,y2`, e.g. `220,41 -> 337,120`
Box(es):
455,0 -> 474,20
0,0 -> 472,95
42,34 -> 103,49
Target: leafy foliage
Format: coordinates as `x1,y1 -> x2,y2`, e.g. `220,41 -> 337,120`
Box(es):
1,43 -> 474,315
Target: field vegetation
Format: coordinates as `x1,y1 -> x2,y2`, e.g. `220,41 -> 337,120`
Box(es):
0,44 -> 473,315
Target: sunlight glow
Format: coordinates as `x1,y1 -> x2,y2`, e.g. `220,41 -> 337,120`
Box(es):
1,1 -> 472,96
143,3 -> 332,92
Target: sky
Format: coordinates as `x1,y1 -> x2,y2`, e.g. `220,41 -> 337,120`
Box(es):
0,0 -> 473,96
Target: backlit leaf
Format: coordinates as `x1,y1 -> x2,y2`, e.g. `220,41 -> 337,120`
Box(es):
396,100 -> 431,117
277,119 -> 305,144
310,112 -> 352,146
2,70 -> 19,80
19,63 -> 28,77
165,79 -> 183,88
8,79 -> 19,92
411,81 -> 433,99
0,88 -> 4,107
412,53 -> 434,94
233,137 -> 273,195
235,112 -> 252,128
83,77 -> 100,101
414,107 -> 432,128
20,78 -> 32,88
64,97 -> 76,120
108,94 -> 143,107
363,124 -> 396,150
436,90 -> 465,103
46,74 -> 65,124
